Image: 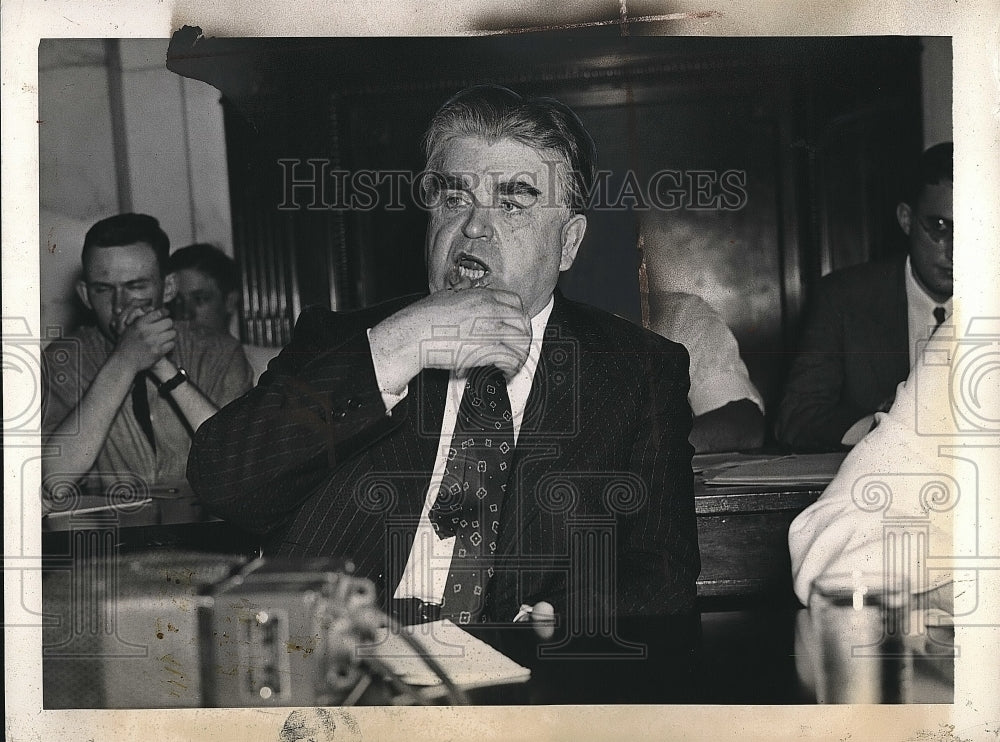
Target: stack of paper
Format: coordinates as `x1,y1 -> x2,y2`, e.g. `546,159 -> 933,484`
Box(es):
702,452 -> 849,487
692,452 -> 790,474
358,620 -> 531,689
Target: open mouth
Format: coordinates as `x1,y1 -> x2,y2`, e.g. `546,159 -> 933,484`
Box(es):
449,253 -> 491,287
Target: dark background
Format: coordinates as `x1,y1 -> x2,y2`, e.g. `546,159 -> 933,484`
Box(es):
168,32 -> 926,419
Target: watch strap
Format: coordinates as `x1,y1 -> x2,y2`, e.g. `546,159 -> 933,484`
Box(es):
157,368 -> 189,396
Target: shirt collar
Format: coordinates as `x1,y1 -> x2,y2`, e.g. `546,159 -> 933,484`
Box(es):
905,255 -> 952,313
530,294 -> 555,338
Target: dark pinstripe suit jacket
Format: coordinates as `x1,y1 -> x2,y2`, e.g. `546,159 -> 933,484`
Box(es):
188,291 -> 699,624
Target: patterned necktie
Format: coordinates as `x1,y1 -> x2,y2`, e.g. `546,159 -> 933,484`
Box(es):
429,365 -> 514,624
131,372 -> 156,452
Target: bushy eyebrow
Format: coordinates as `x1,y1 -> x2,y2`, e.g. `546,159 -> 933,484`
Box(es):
496,179 -> 542,198
86,278 -> 153,289
434,172 -> 541,197
438,173 -> 472,191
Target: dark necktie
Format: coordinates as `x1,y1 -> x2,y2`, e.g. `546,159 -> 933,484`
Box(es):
933,306 -> 946,329
429,365 -> 514,624
131,373 -> 156,452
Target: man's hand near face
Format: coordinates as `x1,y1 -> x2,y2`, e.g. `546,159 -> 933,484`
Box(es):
43,305 -> 221,488
112,306 -> 177,375
368,286 -> 532,396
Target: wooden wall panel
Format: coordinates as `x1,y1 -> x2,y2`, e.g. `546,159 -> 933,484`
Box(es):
172,35 -> 924,415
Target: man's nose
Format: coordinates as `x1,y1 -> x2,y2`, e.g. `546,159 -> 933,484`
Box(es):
112,289 -> 126,316
462,202 -> 494,240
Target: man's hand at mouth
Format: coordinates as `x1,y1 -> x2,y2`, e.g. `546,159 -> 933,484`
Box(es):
369,287 -> 532,395
111,307 -> 177,376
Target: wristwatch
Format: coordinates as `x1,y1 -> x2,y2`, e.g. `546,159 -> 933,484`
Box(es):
156,367 -> 189,397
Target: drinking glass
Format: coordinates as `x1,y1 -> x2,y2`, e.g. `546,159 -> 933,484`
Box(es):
809,572 -> 914,703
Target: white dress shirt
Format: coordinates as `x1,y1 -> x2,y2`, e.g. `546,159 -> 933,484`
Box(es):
369,297 -> 554,605
904,255 -> 953,367
789,329 -> 987,607
647,291 -> 764,416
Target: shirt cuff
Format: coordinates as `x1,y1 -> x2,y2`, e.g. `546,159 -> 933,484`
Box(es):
366,327 -> 408,413
840,415 -> 875,446
688,370 -> 765,417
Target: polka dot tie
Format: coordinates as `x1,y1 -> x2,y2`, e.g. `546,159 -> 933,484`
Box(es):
429,365 -> 514,624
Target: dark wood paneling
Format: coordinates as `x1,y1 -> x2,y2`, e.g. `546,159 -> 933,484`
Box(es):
171,33 -> 924,413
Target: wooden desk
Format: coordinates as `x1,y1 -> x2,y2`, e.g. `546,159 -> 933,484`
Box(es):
694,481 -> 822,602
41,490 -> 258,560
41,548 -> 949,707
41,478 -> 824,602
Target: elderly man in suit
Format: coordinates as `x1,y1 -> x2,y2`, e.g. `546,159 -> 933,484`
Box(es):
776,142 -> 953,451
188,86 -> 699,701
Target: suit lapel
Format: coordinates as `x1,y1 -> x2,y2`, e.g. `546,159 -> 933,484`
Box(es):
499,294 -> 584,557
365,367 -> 448,589
861,259 -> 910,389
387,367 -> 448,519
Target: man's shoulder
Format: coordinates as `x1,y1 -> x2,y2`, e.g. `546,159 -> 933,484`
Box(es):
174,321 -> 246,357
646,290 -> 730,347
292,294 -> 423,339
42,325 -> 105,360
176,320 -> 240,343
556,294 -> 688,359
818,256 -> 906,295
651,290 -> 714,316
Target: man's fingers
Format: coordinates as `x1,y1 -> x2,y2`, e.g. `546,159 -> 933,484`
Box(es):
496,313 -> 531,338
123,304 -> 159,327
144,316 -> 175,335
459,340 -> 529,377
530,601 -> 556,640
485,288 -> 526,313
493,356 -> 526,379
117,306 -> 165,337
121,307 -> 145,327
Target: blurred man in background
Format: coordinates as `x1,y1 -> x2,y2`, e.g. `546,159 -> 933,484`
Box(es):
167,243 -> 275,382
776,142 -> 953,450
648,290 -> 765,452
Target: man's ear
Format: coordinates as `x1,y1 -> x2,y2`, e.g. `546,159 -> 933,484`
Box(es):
559,214 -> 587,271
224,290 -> 240,317
162,273 -> 178,304
75,280 -> 93,310
896,201 -> 913,236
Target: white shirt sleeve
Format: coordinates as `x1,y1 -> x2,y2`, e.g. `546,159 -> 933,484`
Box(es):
366,327 -> 408,413
788,334 -> 972,605
648,292 -> 764,417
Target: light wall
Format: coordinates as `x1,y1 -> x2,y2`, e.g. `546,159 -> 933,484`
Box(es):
921,36 -> 953,148
39,38 -> 232,338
